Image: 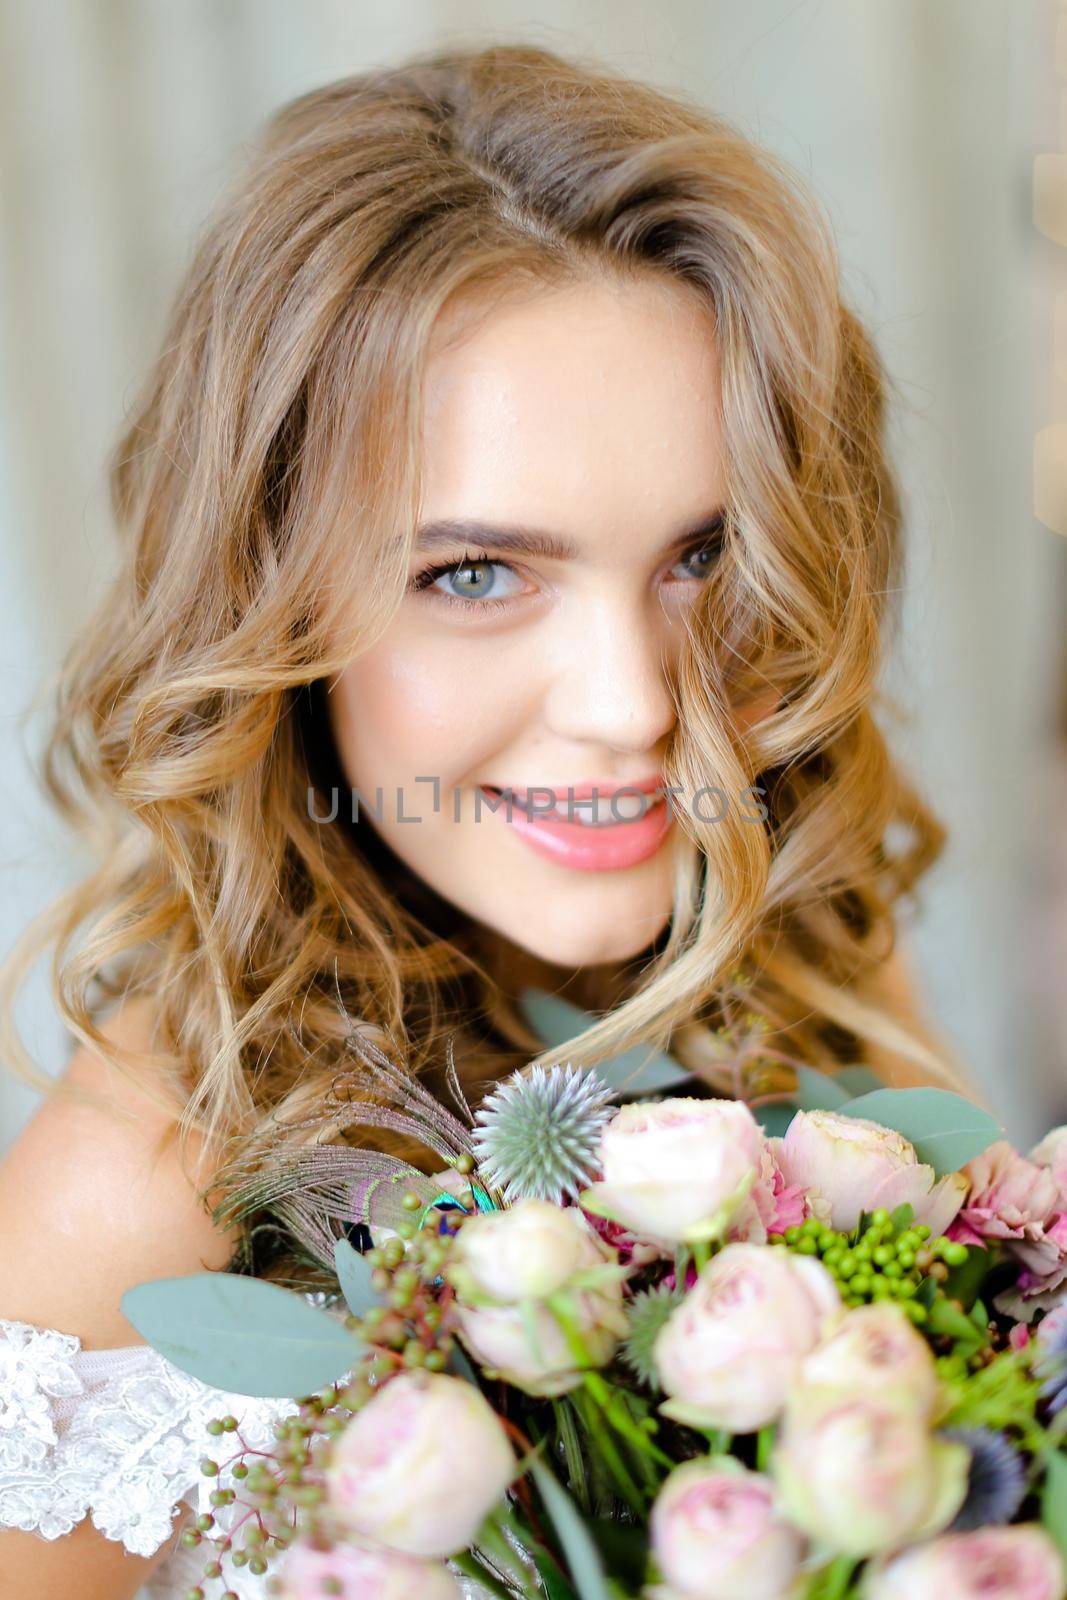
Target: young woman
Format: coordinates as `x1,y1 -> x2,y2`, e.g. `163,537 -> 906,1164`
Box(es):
0,40 -> 966,1599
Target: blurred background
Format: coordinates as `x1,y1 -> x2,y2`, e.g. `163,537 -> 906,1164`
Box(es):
1,0 -> 1065,1152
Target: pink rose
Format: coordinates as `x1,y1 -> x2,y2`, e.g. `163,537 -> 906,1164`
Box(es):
775,1110 -> 968,1235
771,1390 -> 969,1557
796,1303 -> 941,1418
861,1526 -> 1067,1600
326,1373 -> 514,1557
948,1140 -> 1067,1319
582,1099 -> 764,1248
648,1457 -> 805,1600
275,1539 -> 461,1600
653,1242 -> 840,1432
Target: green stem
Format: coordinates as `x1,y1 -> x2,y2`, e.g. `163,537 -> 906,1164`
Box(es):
673,1244 -> 691,1287
702,1427 -> 733,1455
478,1511 -> 535,1592
549,1296 -> 672,1468
584,1370 -> 674,1469
756,1424 -> 775,1472
692,1237 -> 712,1274
552,1398 -> 590,1513
453,1549 -> 525,1600
808,1555 -> 859,1600
571,1385 -> 647,1515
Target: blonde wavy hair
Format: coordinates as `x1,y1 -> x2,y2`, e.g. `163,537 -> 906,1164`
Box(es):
0,41 -> 958,1213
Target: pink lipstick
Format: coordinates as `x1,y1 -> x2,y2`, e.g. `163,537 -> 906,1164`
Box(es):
476,779 -> 674,872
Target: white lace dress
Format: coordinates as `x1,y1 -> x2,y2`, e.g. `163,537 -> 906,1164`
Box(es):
0,1312 -> 301,1598
0,1307 -> 500,1599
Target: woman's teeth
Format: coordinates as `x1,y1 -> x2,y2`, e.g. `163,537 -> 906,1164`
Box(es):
490,789 -> 664,826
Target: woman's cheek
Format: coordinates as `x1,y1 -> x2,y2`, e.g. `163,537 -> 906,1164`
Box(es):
332,621 -> 539,786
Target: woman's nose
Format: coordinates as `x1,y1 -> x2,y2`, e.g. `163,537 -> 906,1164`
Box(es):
540,594 -> 678,755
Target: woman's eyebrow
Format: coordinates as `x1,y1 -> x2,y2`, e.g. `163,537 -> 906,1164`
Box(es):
413,509 -> 725,561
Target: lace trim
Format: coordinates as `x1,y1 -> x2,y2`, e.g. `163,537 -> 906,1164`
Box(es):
0,1320 -> 84,1540
0,1312 -> 309,1558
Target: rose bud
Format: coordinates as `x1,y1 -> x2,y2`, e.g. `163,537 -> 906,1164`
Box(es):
860,1525 -> 1067,1599
447,1197 -> 627,1396
774,1109 -> 969,1235
771,1390 -> 969,1556
581,1098 -> 765,1247
653,1242 -> 840,1432
275,1539 -> 462,1600
797,1302 -> 942,1418
648,1457 -> 805,1600
326,1372 -> 514,1557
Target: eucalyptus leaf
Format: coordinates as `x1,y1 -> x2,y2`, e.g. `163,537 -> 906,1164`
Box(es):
448,1342 -> 479,1385
1042,1449 -> 1067,1559
333,1237 -> 381,1318
831,1066 -> 885,1098
753,1102 -> 797,1138
529,1457 -> 612,1600
753,1065 -> 861,1134
836,1088 -> 1004,1176
121,1272 -> 361,1398
794,1065 -> 853,1111
518,988 -> 691,1095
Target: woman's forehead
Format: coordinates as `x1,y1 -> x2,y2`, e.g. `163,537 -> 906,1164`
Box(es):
417,275 -> 724,555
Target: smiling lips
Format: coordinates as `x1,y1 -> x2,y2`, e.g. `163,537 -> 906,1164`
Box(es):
477,780 -> 674,872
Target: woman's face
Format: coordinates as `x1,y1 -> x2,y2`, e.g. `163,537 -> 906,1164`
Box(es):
327,272 -> 745,969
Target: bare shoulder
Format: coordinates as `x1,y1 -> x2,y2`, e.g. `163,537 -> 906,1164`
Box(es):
0,996 -> 242,1348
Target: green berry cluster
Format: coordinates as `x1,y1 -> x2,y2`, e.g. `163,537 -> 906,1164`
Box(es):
186,1387 -> 353,1597
355,1198 -> 459,1376
185,1187 -> 464,1598
767,1208 -> 968,1323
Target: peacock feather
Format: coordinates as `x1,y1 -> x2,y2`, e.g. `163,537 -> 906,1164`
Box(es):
211,979 -> 479,1269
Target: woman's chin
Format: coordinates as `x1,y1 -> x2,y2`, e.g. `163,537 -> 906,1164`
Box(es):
489,908 -> 672,971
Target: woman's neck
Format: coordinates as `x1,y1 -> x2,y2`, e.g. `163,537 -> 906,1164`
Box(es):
473,928 -> 636,1019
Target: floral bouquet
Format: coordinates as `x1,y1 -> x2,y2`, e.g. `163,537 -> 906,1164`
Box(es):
123,994 -> 1067,1600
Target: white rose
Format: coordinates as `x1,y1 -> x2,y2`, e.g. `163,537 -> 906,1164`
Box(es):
448,1198 -> 627,1396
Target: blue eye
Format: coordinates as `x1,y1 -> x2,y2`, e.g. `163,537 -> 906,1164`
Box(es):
409,550 -> 523,612
671,538 -> 724,581
408,530 -> 725,617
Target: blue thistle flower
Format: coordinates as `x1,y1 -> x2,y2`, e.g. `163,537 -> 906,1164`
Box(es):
621,1285 -> 684,1386
940,1426 -> 1027,1531
472,1064 -> 614,1205
1036,1302 -> 1067,1415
